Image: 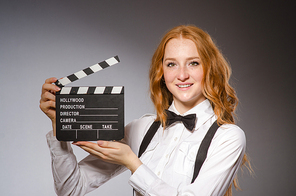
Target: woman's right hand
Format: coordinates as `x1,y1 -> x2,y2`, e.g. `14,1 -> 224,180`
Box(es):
39,77 -> 61,134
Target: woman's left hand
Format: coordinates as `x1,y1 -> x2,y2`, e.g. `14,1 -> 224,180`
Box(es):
73,140 -> 142,173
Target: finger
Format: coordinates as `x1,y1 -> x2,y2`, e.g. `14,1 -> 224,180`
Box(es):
97,140 -> 120,149
40,101 -> 56,112
41,90 -> 56,103
42,83 -> 60,95
74,142 -> 112,160
39,100 -> 55,120
75,141 -> 109,149
40,103 -> 56,120
78,145 -> 107,159
74,141 -> 118,157
45,77 -> 58,84
73,141 -> 97,147
78,145 -> 100,155
73,141 -> 105,152
42,77 -> 60,94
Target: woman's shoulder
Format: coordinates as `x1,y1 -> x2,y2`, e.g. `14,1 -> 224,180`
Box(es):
127,113 -> 157,131
124,113 -> 157,151
215,123 -> 246,146
138,113 -> 157,121
219,123 -> 244,133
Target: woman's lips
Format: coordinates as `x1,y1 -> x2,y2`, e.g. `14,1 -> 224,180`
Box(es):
176,83 -> 193,88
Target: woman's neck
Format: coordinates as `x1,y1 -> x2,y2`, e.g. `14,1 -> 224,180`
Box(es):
173,97 -> 206,114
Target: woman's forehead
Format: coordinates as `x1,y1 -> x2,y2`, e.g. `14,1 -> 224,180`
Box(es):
164,38 -> 200,59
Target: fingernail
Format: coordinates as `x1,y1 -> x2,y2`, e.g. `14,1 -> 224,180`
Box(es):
97,141 -> 103,146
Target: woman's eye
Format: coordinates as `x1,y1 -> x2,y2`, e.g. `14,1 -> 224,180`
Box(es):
189,61 -> 200,66
167,62 -> 176,67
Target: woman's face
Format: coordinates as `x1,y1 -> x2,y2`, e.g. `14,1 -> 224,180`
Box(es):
162,37 -> 205,114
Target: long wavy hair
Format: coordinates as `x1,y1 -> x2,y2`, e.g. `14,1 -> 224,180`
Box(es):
149,25 -> 251,196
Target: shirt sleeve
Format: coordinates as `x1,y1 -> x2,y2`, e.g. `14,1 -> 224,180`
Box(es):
128,124 -> 246,196
46,130 -> 126,196
46,114 -> 155,196
129,164 -> 178,196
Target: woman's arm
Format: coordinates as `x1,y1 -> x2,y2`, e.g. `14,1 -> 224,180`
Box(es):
128,124 -> 246,196
73,140 -> 143,174
41,77 -> 126,195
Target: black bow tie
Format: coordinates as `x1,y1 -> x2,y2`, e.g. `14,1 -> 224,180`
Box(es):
165,110 -> 196,131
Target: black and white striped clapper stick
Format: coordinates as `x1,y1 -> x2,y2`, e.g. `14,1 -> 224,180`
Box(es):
54,55 -> 124,141
55,56 -> 120,88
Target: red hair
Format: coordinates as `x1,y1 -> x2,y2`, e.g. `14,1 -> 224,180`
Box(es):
149,25 -> 252,196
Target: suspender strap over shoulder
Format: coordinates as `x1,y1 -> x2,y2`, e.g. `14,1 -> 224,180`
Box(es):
138,121 -> 161,157
138,120 -> 220,183
191,121 -> 219,183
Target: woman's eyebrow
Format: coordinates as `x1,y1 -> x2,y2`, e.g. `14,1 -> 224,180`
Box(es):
163,57 -> 176,62
163,56 -> 200,61
186,57 -> 201,60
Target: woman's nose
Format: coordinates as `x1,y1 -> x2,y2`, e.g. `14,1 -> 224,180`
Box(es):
177,66 -> 189,81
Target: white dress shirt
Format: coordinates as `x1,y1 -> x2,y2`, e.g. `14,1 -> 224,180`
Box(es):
46,99 -> 246,196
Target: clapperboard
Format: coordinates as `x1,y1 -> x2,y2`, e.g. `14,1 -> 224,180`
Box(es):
55,56 -> 124,141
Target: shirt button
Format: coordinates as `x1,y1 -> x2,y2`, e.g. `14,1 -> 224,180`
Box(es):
174,137 -> 178,141
166,154 -> 169,158
157,171 -> 161,176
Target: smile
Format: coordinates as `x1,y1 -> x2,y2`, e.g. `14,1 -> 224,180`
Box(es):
177,84 -> 193,88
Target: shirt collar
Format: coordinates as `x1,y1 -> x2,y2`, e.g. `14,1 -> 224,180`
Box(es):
168,99 -> 215,130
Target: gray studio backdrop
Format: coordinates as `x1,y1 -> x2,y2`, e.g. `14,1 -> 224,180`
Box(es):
1,1 -> 295,195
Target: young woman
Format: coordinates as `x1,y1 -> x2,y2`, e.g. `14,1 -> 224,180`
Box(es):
40,25 -> 249,196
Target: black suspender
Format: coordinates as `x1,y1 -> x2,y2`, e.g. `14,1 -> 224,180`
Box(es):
138,120 -> 220,183
138,121 -> 161,158
191,121 -> 219,183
